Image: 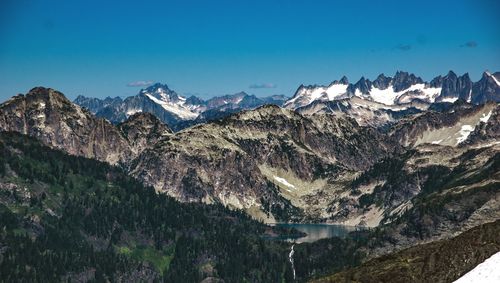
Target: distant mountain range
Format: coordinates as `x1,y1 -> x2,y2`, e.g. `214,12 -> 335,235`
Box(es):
289,70 -> 499,127
285,70 -> 500,108
74,71 -> 500,130
74,83 -> 287,130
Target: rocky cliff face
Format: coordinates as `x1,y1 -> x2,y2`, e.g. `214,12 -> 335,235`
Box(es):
389,102 -> 497,147
0,87 -> 132,165
471,72 -> 500,104
128,105 -> 396,222
430,71 -> 473,102
118,112 -> 173,155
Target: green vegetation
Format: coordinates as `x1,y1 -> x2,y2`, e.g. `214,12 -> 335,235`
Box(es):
0,132 -> 294,282
117,245 -> 174,275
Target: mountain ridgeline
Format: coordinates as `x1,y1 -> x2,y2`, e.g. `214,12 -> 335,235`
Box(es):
73,71 -> 500,131
74,83 -> 287,131
0,70 -> 499,282
1,74 -> 499,226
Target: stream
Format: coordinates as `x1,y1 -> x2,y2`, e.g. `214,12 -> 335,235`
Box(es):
274,223 -> 357,281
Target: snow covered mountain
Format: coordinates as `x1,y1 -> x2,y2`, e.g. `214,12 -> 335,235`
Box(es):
283,76 -> 350,108
74,84 -> 287,130
285,71 -> 500,109
138,83 -> 201,119
74,83 -> 201,127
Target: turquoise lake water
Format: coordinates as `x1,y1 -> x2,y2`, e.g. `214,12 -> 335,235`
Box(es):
272,223 -> 356,243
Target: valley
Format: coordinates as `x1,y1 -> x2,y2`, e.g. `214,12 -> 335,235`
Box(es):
0,70 -> 498,282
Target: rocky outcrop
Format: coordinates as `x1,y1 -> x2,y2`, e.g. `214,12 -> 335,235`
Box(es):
0,87 -> 132,165
431,71 -> 473,102
118,112 -> 172,155
471,72 -> 500,104
389,102 -> 498,147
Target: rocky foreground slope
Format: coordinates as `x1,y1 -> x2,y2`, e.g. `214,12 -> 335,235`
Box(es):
311,220 -> 500,283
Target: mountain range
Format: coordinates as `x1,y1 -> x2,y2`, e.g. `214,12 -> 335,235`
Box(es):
1,80 -> 498,225
74,71 -> 500,130
0,70 -> 499,282
74,83 -> 287,131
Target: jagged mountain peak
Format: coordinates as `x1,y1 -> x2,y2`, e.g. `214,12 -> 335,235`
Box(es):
286,70 -> 499,109
19,87 -> 97,119
143,82 -> 172,92
446,70 -> 458,78
482,71 -> 500,83
392,71 -> 424,92
233,91 -> 249,97
26,86 -> 68,102
351,76 -> 372,94
0,87 -> 132,165
329,76 -> 349,86
373,73 -> 392,89
339,75 -> 349,84
140,82 -> 184,103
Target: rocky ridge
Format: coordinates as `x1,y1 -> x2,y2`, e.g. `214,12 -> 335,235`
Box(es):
0,86 -> 498,227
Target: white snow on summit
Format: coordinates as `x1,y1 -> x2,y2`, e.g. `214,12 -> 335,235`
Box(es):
143,90 -> 199,120
286,80 -> 443,109
285,82 -> 348,108
358,84 -> 442,105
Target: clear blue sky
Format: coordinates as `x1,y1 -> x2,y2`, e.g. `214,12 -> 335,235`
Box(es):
0,0 -> 499,101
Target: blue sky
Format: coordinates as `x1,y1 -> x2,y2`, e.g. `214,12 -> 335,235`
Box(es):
0,0 -> 499,101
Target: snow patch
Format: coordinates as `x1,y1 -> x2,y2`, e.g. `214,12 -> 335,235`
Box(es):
453,252 -> 500,283
126,109 -> 142,116
144,93 -> 198,119
480,111 -> 492,123
441,97 -> 459,103
273,176 -> 296,190
456,125 -> 475,144
370,84 -> 441,105
325,83 -> 349,100
368,86 -> 400,105
487,72 -> 500,86
431,139 -> 443,144
285,83 -> 348,108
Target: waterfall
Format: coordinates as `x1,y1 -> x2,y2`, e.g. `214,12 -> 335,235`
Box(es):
289,244 -> 296,280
